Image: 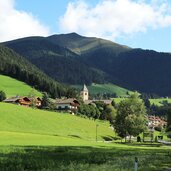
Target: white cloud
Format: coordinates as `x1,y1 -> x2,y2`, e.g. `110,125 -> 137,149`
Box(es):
0,0 -> 50,42
59,0 -> 171,40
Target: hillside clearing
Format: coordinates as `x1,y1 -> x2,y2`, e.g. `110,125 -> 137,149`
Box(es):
0,74 -> 41,97
73,83 -> 131,97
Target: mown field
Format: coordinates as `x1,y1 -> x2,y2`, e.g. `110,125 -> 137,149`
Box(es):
0,102 -> 171,170
0,74 -> 41,97
0,103 -> 114,144
73,83 -> 132,97
112,97 -> 171,107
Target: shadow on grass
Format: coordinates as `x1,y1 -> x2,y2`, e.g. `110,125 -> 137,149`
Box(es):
0,145 -> 171,171
68,135 -> 82,139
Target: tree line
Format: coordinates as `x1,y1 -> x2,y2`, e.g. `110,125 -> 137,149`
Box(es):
0,45 -> 76,98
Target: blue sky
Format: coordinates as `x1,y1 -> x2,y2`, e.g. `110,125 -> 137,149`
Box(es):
1,0 -> 171,52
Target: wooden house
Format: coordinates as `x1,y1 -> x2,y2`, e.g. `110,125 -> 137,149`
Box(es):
4,96 -> 42,107
55,98 -> 80,113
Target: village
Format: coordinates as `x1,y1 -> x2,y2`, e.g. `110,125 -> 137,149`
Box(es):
3,84 -> 167,133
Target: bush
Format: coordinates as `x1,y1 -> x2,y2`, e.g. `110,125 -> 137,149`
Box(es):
154,126 -> 162,132
0,90 -> 6,101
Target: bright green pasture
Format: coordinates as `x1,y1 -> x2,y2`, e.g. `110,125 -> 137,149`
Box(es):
0,103 -> 114,143
113,97 -> 171,107
150,98 -> 171,106
0,74 -> 41,97
0,103 -> 171,170
73,83 -> 131,97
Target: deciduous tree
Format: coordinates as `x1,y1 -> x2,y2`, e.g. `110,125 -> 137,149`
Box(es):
114,92 -> 147,141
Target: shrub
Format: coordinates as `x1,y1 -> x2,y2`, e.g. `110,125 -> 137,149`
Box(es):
154,126 -> 162,132
0,90 -> 6,101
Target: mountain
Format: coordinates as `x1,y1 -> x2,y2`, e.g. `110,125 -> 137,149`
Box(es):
3,33 -> 171,96
4,36 -> 106,85
47,32 -> 130,55
0,44 -> 71,98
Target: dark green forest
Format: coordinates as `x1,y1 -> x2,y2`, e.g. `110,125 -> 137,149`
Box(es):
0,45 -> 73,98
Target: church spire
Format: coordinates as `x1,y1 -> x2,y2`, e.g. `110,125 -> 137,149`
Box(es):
80,84 -> 89,101
83,84 -> 88,91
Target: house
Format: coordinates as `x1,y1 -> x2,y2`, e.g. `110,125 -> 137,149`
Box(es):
55,98 -> 80,113
84,99 -> 112,105
148,115 -> 167,128
3,96 -> 42,107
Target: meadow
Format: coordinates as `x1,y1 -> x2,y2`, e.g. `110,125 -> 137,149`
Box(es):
0,74 -> 41,97
0,102 -> 171,170
73,83 -> 132,97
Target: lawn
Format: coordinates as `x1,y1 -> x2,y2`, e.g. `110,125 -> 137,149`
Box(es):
0,103 -> 171,171
0,144 -> 170,171
0,103 -> 114,142
0,74 -> 41,97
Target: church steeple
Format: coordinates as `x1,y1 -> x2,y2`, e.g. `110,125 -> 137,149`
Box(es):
80,84 -> 89,101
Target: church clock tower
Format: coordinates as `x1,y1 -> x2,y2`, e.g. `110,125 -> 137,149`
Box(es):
80,84 -> 89,101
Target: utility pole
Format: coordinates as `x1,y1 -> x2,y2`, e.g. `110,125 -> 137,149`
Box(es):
96,124 -> 98,142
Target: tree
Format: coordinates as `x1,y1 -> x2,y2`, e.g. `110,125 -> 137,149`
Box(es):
167,107 -> 171,131
102,105 -> 117,124
41,92 -> 50,109
28,88 -> 37,108
0,90 -> 6,102
78,103 -> 100,119
114,92 -> 147,142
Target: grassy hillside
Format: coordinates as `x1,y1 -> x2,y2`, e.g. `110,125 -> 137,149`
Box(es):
0,74 -> 41,97
0,103 -> 171,170
47,33 -> 130,55
150,98 -> 171,106
73,83 -> 132,97
0,103 -> 114,145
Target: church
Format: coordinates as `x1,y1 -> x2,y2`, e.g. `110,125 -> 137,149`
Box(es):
80,84 -> 112,105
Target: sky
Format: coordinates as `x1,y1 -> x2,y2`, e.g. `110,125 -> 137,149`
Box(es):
0,0 -> 171,52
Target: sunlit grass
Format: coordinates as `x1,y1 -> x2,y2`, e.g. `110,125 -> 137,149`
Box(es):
0,74 -> 41,97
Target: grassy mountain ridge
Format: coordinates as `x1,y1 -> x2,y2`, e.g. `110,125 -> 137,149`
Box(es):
3,33 -> 171,96
47,33 -> 131,55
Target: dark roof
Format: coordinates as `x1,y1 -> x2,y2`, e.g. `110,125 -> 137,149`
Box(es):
56,98 -> 79,104
84,100 -> 112,105
4,96 -> 41,102
3,96 -> 21,102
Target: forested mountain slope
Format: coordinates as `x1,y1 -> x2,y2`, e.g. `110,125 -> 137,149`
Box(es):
0,45 -> 71,98
3,33 -> 171,96
4,37 -> 106,84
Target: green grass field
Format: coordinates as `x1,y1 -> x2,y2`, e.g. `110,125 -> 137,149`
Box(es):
0,102 -> 114,145
150,98 -> 171,106
0,74 -> 42,97
73,83 -> 132,97
112,97 -> 171,107
0,102 -> 171,170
